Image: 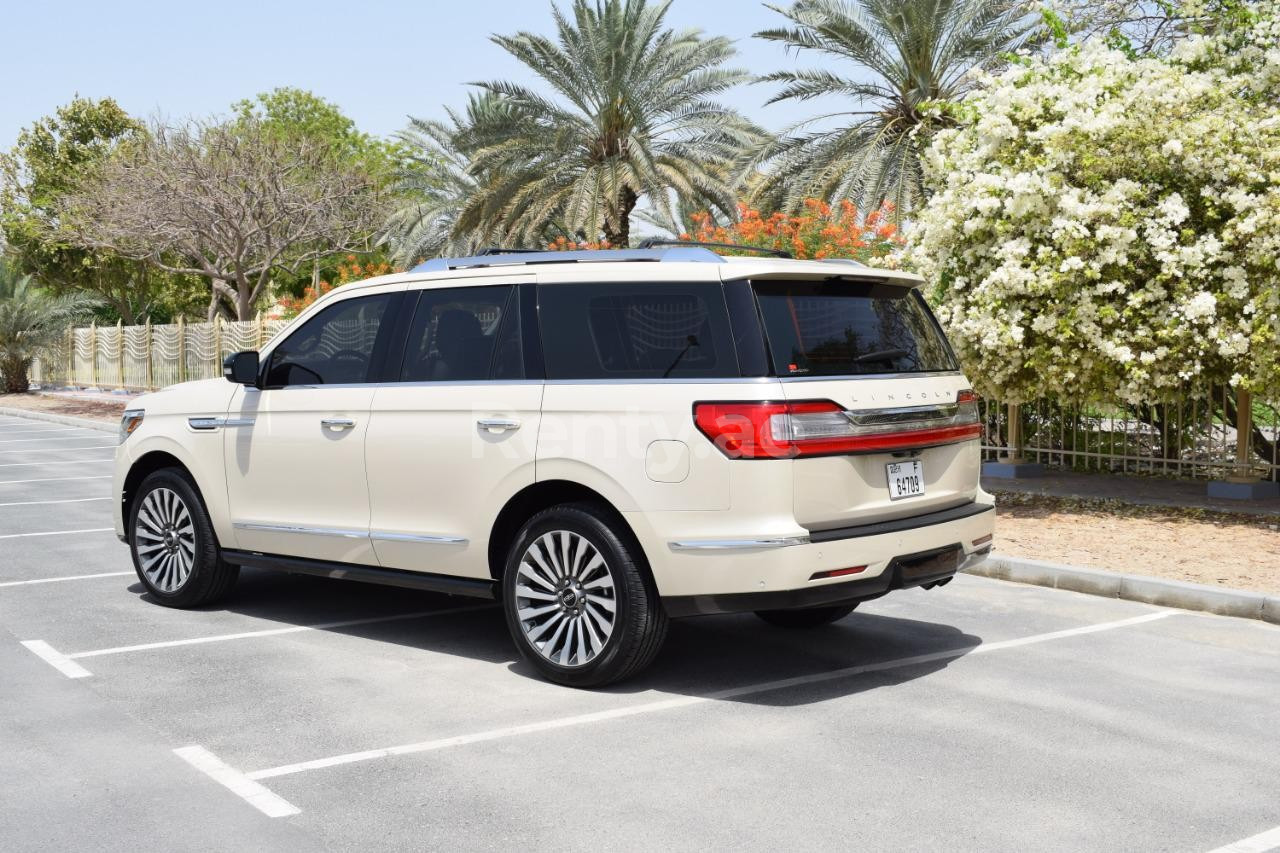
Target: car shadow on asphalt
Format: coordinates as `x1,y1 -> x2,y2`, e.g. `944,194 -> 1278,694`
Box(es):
129,569 -> 980,706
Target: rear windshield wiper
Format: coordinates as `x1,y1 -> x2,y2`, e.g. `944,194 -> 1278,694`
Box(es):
853,348 -> 910,364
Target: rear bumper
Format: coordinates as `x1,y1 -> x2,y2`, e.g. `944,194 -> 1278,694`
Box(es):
631,499 -> 995,614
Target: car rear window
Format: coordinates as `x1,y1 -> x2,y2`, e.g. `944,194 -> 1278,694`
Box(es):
753,280 -> 957,377
537,283 -> 736,380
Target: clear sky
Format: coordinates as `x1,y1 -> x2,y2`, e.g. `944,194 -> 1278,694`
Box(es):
1,0 -> 843,149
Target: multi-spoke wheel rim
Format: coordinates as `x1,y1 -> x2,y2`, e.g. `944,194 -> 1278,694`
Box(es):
515,530 -> 617,668
134,487 -> 196,593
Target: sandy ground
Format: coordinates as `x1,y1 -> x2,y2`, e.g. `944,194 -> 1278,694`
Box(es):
996,505 -> 1280,595
0,392 -> 127,423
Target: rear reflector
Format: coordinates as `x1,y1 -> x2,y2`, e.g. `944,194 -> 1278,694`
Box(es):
694,390 -> 981,459
971,534 -> 993,547
810,565 -> 867,580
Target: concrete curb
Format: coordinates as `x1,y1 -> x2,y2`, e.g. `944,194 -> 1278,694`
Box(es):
0,407 -> 117,434
965,554 -> 1280,625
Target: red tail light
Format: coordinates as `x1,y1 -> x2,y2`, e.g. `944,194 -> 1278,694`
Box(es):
694,390 -> 981,459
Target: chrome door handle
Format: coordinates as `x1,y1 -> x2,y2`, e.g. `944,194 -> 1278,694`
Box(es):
477,418 -> 521,433
321,417 -> 356,430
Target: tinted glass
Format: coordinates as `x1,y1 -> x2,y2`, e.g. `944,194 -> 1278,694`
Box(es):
400,286 -> 517,382
538,283 -> 735,380
754,280 -> 957,377
265,293 -> 392,386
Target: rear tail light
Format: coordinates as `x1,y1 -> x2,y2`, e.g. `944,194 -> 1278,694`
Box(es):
693,390 -> 981,459
810,565 -> 867,580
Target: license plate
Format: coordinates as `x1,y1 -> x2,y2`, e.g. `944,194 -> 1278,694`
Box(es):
886,461 -> 924,500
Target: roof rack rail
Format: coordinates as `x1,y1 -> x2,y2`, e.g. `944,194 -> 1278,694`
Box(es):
410,246 -> 723,273
474,247 -> 551,256
636,238 -> 792,259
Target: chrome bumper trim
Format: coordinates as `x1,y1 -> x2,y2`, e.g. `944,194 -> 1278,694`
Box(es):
669,536 -> 811,551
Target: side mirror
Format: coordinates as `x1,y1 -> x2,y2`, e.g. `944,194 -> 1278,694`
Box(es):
223,351 -> 260,386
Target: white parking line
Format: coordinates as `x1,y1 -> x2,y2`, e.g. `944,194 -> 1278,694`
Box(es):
174,746 -> 300,818
0,476 -> 112,484
0,527 -> 114,539
0,571 -> 133,588
66,603 -> 496,661
1205,824 -> 1280,853
0,496 -> 110,508
0,446 -> 116,454
0,428 -> 87,435
19,640 -> 92,678
0,435 -> 102,444
246,610 -> 1177,783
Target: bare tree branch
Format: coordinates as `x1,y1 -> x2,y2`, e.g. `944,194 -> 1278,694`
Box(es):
57,117 -> 388,319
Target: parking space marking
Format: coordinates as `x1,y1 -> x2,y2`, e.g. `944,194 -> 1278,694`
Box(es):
174,746 -> 300,818
0,475 -> 112,484
246,610 -> 1177,783
0,428 -> 89,435
0,527 -> 114,539
20,640 -> 93,678
1206,824 -> 1280,853
65,603 -> 497,662
0,435 -> 104,444
0,571 -> 133,588
0,496 -> 110,508
0,446 -> 116,454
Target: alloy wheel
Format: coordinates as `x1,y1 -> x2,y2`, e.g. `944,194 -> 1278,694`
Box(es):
134,487 -> 196,593
514,530 -> 617,667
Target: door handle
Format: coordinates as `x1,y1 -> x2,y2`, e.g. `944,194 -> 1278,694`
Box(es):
321,417 -> 356,430
477,418 -> 521,433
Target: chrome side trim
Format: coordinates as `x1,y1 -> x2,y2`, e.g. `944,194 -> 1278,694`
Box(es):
778,370 -> 963,382
233,521 -> 368,539
669,536 -> 810,551
371,532 -> 469,545
543,376 -> 778,386
188,417 -> 255,430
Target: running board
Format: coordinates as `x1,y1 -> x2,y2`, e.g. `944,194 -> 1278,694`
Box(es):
222,550 -> 497,600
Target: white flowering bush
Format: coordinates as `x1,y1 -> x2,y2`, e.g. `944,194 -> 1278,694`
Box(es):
908,2 -> 1280,404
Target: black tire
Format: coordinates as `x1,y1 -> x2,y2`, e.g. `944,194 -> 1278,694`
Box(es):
128,468 -> 239,608
754,603 -> 858,629
502,502 -> 668,688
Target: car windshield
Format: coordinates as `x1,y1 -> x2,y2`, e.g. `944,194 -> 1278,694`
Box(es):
753,279 -> 957,377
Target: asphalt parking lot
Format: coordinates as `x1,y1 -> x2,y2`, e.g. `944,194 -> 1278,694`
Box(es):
1,412 -> 1278,853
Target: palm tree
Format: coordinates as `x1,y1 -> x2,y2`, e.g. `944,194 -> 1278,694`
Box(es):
383,94 -> 512,265
0,264 -> 97,393
459,0 -> 761,247
748,0 -> 1038,218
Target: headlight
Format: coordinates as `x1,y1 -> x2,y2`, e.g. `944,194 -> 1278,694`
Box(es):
120,409 -> 145,443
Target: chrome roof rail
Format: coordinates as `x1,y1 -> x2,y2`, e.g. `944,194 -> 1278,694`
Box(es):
411,246 -> 723,272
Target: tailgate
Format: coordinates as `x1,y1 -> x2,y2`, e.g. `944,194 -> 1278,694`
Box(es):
751,278 -> 980,530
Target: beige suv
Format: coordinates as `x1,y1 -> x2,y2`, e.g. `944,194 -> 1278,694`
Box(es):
113,245 -> 994,686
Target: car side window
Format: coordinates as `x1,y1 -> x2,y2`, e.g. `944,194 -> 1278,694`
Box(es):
399,286 -> 520,382
537,282 -> 735,380
264,293 -> 393,387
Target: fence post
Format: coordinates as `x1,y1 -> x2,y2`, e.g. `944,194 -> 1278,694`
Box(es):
214,315 -> 223,373
89,321 -> 98,389
1231,388 -> 1253,482
1003,402 -> 1025,463
176,315 -> 186,384
116,319 -> 124,389
64,326 -> 73,388
256,314 -> 265,349
144,318 -> 153,391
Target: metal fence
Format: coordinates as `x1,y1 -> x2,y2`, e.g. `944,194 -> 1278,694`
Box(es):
978,391 -> 1280,483
30,318 -> 1280,483
32,317 -> 288,392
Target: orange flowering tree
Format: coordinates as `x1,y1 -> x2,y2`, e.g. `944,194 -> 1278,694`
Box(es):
276,255 -> 397,318
684,200 -> 902,262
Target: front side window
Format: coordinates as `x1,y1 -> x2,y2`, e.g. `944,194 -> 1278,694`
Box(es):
753,280 -> 957,377
265,293 -> 393,386
399,286 -> 519,382
538,283 -> 735,380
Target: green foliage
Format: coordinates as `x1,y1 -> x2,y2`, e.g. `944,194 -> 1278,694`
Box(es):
0,96 -> 175,323
0,260 -> 97,393
745,0 -> 1040,220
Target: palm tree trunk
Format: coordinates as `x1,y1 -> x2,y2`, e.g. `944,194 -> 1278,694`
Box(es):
2,355 -> 32,394
604,186 -> 639,247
